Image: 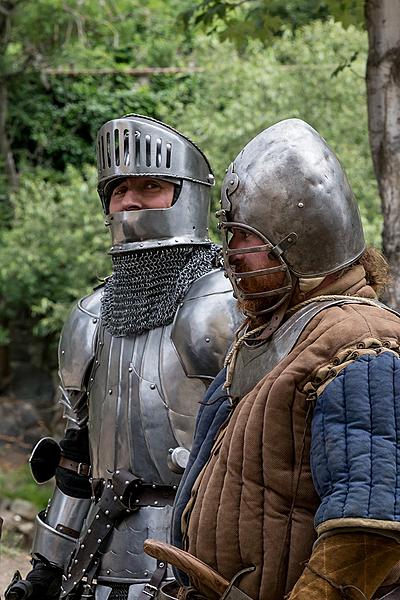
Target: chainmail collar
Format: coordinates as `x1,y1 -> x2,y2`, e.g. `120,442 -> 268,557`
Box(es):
100,244 -> 220,336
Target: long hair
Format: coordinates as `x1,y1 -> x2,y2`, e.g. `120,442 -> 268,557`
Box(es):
357,246 -> 391,298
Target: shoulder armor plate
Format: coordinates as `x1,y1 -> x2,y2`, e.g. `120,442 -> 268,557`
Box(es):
58,288 -> 102,390
171,269 -> 242,379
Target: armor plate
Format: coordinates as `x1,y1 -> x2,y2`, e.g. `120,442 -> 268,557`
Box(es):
61,269 -> 241,585
229,298 -> 392,399
59,288 -> 102,391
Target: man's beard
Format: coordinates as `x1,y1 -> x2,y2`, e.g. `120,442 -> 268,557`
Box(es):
234,269 -> 290,322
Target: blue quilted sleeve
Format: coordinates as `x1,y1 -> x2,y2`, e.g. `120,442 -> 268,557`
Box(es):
311,352 -> 400,529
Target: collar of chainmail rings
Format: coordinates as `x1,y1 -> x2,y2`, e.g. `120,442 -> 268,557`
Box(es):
100,244 -> 220,336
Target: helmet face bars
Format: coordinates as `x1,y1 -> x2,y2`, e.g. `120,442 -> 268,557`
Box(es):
218,118 -> 365,314
96,114 -> 215,253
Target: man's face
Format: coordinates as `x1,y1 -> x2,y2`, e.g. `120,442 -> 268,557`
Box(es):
228,228 -> 287,313
109,176 -> 175,213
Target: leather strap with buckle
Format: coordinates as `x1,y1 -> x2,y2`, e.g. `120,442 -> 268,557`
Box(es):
59,455 -> 91,477
139,560 -> 168,600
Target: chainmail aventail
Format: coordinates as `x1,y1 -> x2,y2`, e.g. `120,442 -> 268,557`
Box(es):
100,245 -> 220,336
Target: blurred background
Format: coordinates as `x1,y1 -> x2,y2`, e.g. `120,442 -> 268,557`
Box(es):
0,0 -> 395,577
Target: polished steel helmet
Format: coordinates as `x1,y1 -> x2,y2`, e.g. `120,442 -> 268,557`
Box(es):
218,118 -> 365,310
96,114 -> 215,253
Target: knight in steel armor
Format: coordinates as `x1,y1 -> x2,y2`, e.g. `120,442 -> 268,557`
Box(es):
144,119 -> 400,600
6,115 -> 240,600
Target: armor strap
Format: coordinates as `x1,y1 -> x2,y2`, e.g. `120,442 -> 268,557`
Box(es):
59,455 -> 91,477
60,469 -> 138,598
138,560 -> 168,600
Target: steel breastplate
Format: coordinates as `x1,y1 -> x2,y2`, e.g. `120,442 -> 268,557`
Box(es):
229,298 -> 383,400
88,323 -> 206,485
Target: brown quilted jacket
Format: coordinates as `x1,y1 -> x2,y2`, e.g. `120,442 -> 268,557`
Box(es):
185,291 -> 400,600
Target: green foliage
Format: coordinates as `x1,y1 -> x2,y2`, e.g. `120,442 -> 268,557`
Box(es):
0,463 -> 53,509
0,166 -> 109,344
164,21 -> 381,246
180,0 -> 364,50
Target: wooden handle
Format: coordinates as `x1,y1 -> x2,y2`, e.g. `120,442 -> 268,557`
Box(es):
144,539 -> 229,597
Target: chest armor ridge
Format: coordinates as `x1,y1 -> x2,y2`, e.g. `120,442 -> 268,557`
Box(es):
88,323 -> 207,485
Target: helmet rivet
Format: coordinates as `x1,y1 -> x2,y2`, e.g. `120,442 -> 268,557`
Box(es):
298,202 -> 304,208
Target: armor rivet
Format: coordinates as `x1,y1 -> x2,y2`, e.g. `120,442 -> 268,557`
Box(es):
230,180 -> 234,185
95,514 -> 100,520
298,202 -> 304,208
168,448 -> 173,454
288,237 -> 292,242
81,544 -> 85,549
175,239 -> 179,243
90,553 -> 94,558
105,509 -> 110,515
107,483 -> 111,488
97,538 -> 102,543
92,318 -> 97,324
107,570 -> 111,575
114,495 -> 118,501
180,303 -> 184,307
68,574 -> 72,578
190,239 -> 193,243
173,485 -> 177,490
152,484 -> 156,489
128,366 -> 133,372
120,495 -> 123,500
116,470 -> 120,474
74,559 -> 78,564
109,389 -> 113,395
96,360 -> 99,365
87,529 -> 92,534
154,501 -> 158,505
140,243 -> 143,247
205,337 -> 210,343
61,349 -> 65,355
144,571 -> 149,576
158,241 -> 161,245
82,569 -> 86,573
150,383 -> 156,390
74,582 -> 77,586
136,499 -> 140,504
125,480 -> 129,484
107,524 -> 111,529
90,377 -> 94,382
159,562 -> 164,568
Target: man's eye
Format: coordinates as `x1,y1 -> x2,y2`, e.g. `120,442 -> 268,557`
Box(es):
113,187 -> 126,196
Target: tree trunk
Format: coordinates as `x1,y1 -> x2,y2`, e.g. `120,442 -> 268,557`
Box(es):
365,0 -> 400,309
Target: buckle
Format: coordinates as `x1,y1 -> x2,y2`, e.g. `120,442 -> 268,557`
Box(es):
77,462 -> 91,476
142,583 -> 158,598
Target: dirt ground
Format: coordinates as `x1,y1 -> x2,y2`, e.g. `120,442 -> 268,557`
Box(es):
0,549 -> 31,594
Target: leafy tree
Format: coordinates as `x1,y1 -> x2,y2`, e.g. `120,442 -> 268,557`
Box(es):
0,166 -> 109,361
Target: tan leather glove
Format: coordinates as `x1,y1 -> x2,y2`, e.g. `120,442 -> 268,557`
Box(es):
287,531 -> 400,600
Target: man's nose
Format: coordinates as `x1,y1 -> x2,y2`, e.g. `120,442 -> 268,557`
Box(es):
121,189 -> 143,210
